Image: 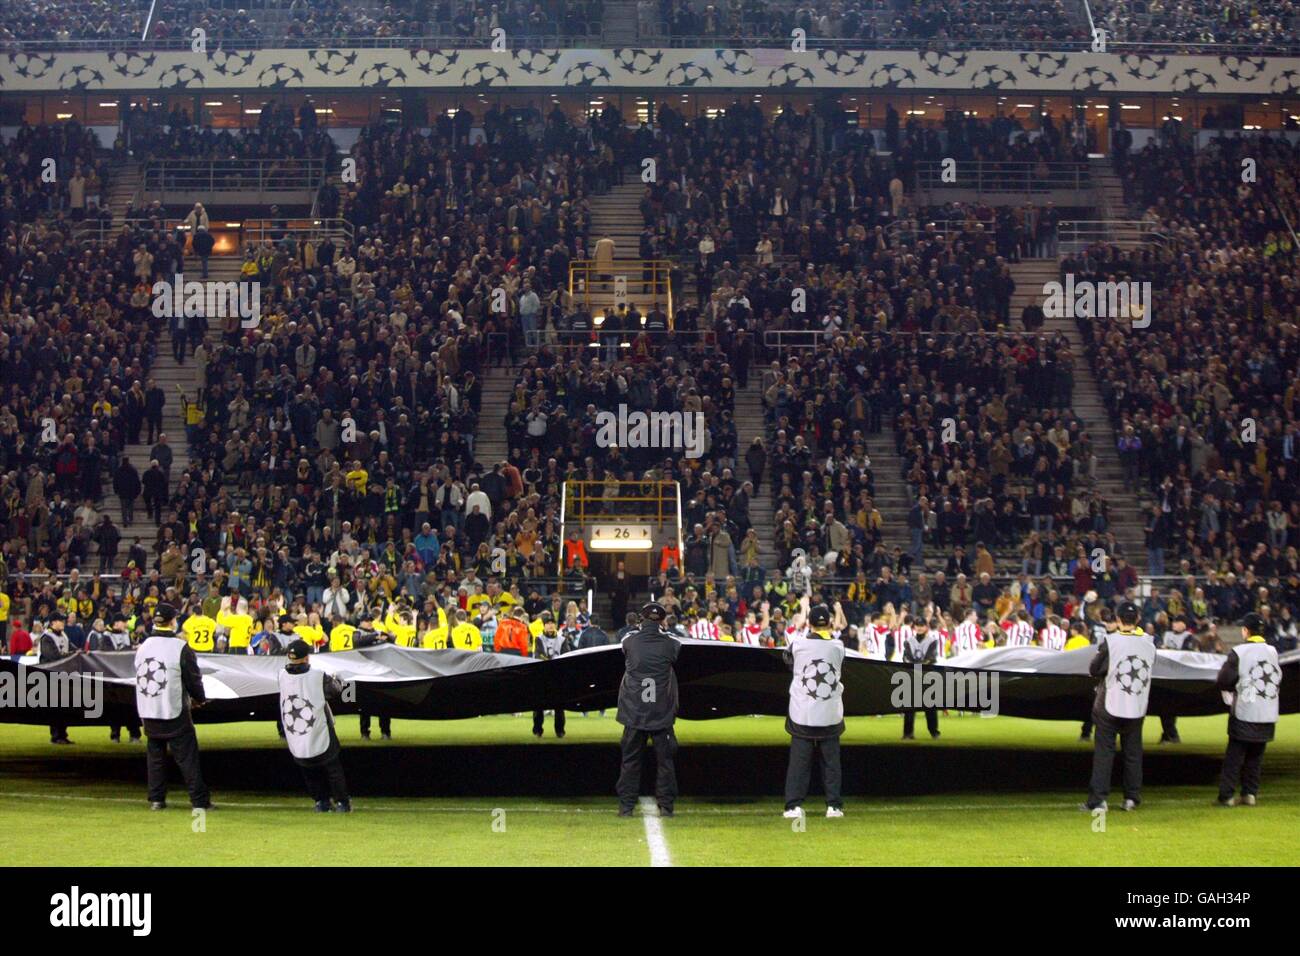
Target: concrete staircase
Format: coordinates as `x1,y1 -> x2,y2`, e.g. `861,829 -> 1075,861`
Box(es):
583,178 -> 649,314
121,254 -> 241,482
733,382 -> 777,571
862,431 -> 913,561
601,0 -> 640,43
473,365 -> 516,469
104,159 -> 141,228
1089,156 -> 1128,222
1010,257 -> 1146,563
1008,258 -> 1059,326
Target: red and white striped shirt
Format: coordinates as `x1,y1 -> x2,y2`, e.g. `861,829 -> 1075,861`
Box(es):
689,619 -> 720,641
740,623 -> 765,646
1041,622 -> 1068,651
928,628 -> 948,659
954,620 -> 982,654
1007,620 -> 1036,647
785,624 -> 809,644
894,624 -> 915,660
861,626 -> 887,659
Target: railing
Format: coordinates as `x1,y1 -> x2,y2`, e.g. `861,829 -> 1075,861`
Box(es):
524,326 -> 718,349
915,161 -> 1091,195
762,327 -> 1055,354
1,31 -> 602,52
1057,219 -> 1168,254
561,480 -> 680,529
5,29 -> 1299,53
142,159 -> 328,204
636,34 -> 1300,54
70,215 -> 352,248
568,259 -> 674,318
762,329 -> 827,354
885,216 -> 995,246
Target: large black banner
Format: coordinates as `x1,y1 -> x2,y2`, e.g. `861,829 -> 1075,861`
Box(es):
1,642 -> 1296,725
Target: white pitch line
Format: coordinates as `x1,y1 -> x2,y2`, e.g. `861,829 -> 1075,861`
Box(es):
638,796 -> 674,866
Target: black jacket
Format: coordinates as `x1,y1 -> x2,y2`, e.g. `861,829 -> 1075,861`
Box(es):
284,661 -> 346,765
616,622 -> 681,730
38,629 -> 72,663
141,632 -> 207,740
1216,647 -> 1276,743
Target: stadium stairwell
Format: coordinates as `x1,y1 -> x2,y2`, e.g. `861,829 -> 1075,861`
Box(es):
1088,157 -> 1128,221
585,177 -> 648,313
858,431 -> 914,564
476,366 -> 516,470
601,0 -> 641,44
100,159 -> 141,239
733,383 -> 778,572
88,157 -> 199,569
1010,258 -> 1147,563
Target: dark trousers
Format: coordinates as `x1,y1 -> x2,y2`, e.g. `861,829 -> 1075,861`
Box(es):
110,715 -> 141,740
1087,712 -> 1143,807
903,709 -> 940,737
359,713 -> 391,736
616,725 -> 678,811
784,734 -> 843,810
1160,714 -> 1180,741
300,755 -> 350,805
119,495 -> 135,525
1219,738 -> 1267,800
146,729 -> 210,807
49,724 -> 69,742
533,708 -> 566,736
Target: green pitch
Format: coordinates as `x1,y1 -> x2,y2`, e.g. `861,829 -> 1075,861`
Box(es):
1,714 -> 1297,866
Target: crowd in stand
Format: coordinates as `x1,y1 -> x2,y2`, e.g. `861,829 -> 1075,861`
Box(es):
2,109 -> 1298,660
122,103 -> 336,165
0,107 -> 629,656
634,103 -> 1078,279
1093,0 -> 1299,49
0,0 -> 146,42
608,104 -> 1157,641
3,0 -> 1296,47
447,0 -> 604,39
1069,132 -> 1298,627
0,121 -> 109,227
653,0 -> 1087,45
144,0 -> 600,42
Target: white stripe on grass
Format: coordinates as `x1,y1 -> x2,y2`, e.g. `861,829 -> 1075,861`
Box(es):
639,796 -> 673,867
3,790 -> 1294,815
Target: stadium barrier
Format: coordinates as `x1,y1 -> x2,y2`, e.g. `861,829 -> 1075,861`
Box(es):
7,34 -> 1298,54
141,158 -> 328,206
885,216 -> 995,246
73,215 -> 353,248
914,161 -> 1091,198
1056,219 -> 1173,254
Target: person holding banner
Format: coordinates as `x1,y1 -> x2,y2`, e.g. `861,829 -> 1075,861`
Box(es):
782,603 -> 846,819
1081,601 -> 1155,813
615,602 -> 681,818
1216,613 -> 1282,807
135,603 -> 212,811
278,640 -> 352,813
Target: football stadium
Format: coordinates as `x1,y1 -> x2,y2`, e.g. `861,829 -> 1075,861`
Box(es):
0,0 -> 1299,899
